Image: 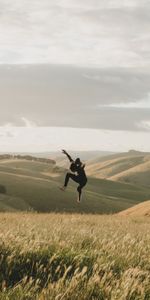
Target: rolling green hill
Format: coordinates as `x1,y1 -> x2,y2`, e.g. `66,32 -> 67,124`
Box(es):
0,193 -> 31,211
0,157 -> 150,213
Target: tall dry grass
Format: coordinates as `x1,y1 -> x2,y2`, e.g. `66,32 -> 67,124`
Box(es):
0,213 -> 149,299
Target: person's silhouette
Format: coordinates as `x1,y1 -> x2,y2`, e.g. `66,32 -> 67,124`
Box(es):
60,150 -> 87,203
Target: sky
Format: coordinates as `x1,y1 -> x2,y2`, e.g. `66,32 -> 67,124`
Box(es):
0,0 -> 150,152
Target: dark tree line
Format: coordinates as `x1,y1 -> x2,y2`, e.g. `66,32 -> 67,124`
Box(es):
0,154 -> 56,165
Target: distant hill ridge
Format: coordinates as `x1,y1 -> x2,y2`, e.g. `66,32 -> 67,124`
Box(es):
86,150 -> 150,187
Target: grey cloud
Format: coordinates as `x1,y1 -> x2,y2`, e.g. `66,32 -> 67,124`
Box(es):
0,64 -> 150,131
92,107 -> 150,131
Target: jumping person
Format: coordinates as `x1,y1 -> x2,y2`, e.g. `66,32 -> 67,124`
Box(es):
60,150 -> 87,203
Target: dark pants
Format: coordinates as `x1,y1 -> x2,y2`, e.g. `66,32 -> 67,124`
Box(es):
64,172 -> 87,200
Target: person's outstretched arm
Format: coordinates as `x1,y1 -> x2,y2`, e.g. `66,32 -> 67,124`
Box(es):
62,150 -> 74,162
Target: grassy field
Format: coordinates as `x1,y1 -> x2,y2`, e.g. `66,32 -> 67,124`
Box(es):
0,159 -> 150,213
0,213 -> 149,299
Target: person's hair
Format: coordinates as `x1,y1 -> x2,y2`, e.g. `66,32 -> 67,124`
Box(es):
70,162 -> 76,172
75,158 -> 81,165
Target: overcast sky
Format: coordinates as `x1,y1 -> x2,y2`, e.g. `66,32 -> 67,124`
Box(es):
0,0 -> 150,67
0,0 -> 150,152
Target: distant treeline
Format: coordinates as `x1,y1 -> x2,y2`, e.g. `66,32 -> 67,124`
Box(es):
0,154 -> 56,165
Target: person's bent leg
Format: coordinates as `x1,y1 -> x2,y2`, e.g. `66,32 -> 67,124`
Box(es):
60,172 -> 79,189
64,173 -> 79,186
60,172 -> 71,191
60,173 -> 80,192
64,172 -> 70,187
